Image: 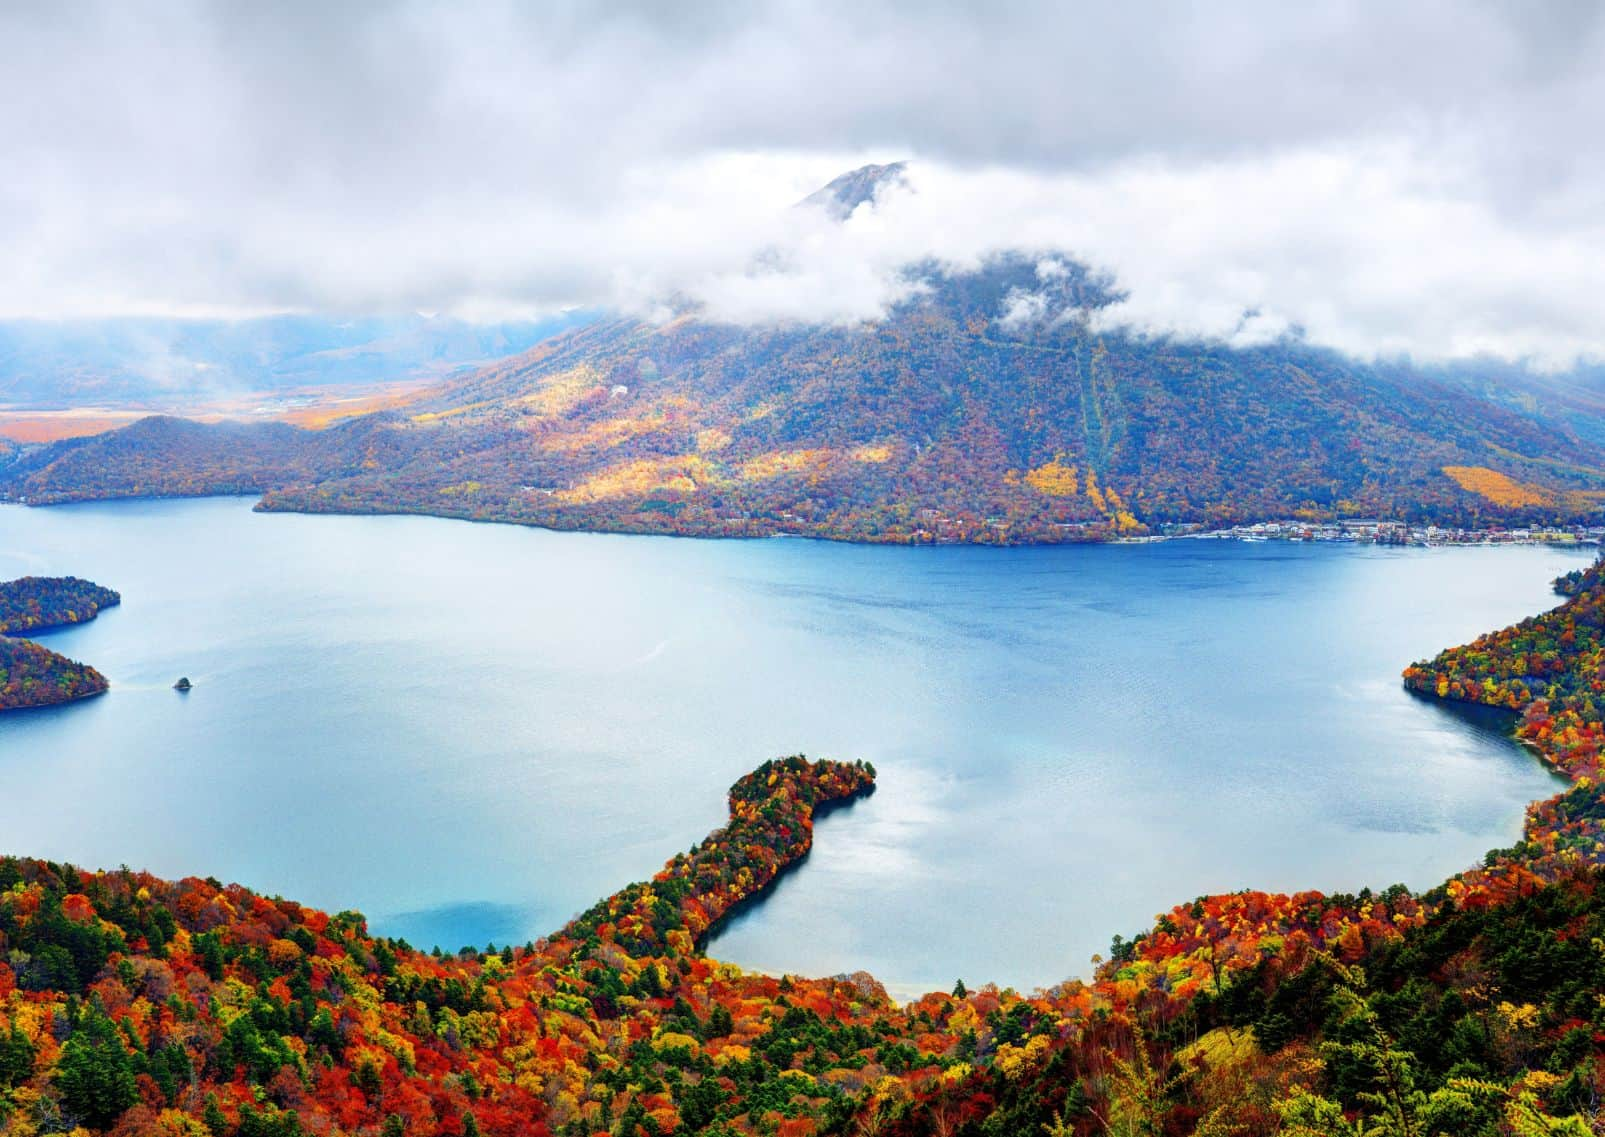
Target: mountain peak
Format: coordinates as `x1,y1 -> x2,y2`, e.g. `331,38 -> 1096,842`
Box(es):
799,161 -> 910,220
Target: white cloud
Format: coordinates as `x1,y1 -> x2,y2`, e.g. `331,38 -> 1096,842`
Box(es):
678,150 -> 1605,367
1,2 -> 1603,366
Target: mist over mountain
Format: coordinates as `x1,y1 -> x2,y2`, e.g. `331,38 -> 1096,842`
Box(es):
0,310 -> 595,407
798,160 -> 909,220
8,214 -> 1605,540
8,5 -> 1605,370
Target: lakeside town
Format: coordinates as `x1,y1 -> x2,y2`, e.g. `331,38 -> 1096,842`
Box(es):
1155,518 -> 1605,546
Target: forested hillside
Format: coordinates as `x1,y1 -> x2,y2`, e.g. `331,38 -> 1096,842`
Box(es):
0,576 -> 120,635
0,575 -> 118,711
8,565 -> 1605,1132
7,252 -> 1605,541
0,637 -> 107,710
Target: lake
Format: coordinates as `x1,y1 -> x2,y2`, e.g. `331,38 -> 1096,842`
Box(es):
0,497 -> 1583,997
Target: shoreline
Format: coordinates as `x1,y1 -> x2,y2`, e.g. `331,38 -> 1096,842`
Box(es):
255,495 -> 1605,549
0,669 -> 109,714
0,575 -> 121,712
10,492 -> 1600,551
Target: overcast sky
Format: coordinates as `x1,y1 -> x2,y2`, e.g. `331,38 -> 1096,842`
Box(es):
4,1 -> 1604,363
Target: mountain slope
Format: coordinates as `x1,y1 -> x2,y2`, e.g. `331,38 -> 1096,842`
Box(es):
246,254 -> 1605,540
7,243 -> 1605,538
799,160 -> 909,219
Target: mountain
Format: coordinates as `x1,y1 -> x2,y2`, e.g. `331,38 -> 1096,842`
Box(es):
0,311 -> 596,408
798,159 -> 909,219
7,169 -> 1605,540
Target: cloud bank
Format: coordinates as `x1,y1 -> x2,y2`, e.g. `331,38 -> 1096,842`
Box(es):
3,1 -> 1604,365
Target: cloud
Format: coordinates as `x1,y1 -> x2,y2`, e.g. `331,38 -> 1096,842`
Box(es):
1,1 -> 1603,365
683,151 -> 1605,367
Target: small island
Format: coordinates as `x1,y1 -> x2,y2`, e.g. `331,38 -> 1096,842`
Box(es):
0,574 -> 119,711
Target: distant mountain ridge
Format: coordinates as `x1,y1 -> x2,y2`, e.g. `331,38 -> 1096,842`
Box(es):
5,168 -> 1605,541
0,311 -> 596,407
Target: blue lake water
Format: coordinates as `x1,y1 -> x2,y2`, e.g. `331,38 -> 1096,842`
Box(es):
0,497 -> 1584,996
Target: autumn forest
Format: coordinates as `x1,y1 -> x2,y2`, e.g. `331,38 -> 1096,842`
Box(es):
0,577 -> 117,712
8,7 -> 1605,1135
8,257 -> 1605,544
0,556 -> 1604,1134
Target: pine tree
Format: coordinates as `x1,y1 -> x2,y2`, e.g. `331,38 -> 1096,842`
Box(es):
56,1008 -> 137,1129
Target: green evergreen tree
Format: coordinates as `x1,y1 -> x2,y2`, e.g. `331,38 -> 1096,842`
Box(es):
202,1093 -> 229,1136
0,1025 -> 34,1088
55,1008 -> 137,1129
707,1004 -> 733,1038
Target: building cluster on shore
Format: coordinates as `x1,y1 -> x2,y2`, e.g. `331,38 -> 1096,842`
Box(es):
1154,519 -> 1605,546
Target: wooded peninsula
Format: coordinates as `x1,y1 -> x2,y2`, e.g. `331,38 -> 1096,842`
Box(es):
0,576 -> 118,711
3,564 -> 1605,1132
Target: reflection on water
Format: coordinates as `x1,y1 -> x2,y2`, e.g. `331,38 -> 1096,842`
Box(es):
0,497 -> 1588,995
1403,689 -> 1521,738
